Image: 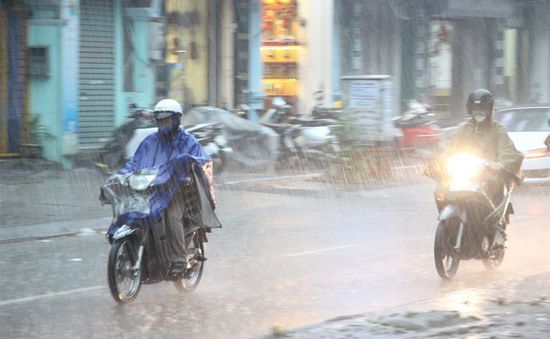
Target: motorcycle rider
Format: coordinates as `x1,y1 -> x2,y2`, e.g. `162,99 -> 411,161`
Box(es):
427,89 -> 524,246
119,98 -> 216,276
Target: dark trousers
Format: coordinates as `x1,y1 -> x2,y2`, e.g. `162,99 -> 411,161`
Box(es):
165,192 -> 188,264
165,185 -> 200,264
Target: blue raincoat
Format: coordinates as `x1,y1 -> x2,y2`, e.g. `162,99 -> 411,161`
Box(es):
103,128 -> 220,235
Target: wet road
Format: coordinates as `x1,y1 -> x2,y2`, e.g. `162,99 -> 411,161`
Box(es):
0,183 -> 549,338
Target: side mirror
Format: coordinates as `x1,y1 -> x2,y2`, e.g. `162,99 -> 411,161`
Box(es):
545,134 -> 550,150
547,119 -> 550,128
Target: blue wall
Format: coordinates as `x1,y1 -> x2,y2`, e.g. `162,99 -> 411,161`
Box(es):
28,20 -> 63,162
117,5 -> 156,125
121,18 -> 155,117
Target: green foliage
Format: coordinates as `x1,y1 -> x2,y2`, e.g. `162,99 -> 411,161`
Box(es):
26,114 -> 53,144
326,108 -> 395,185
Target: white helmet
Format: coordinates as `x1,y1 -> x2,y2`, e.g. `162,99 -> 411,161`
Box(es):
153,99 -> 183,119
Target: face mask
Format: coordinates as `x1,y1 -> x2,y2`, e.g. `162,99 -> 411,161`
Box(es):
158,125 -> 173,137
473,111 -> 488,123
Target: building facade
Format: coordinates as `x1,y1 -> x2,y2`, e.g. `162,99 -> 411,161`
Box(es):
1,0 -> 548,165
338,0 -> 550,118
0,0 -> 158,166
236,0 -> 340,117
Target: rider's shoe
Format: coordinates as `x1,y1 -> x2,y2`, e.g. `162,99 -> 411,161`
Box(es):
168,261 -> 188,280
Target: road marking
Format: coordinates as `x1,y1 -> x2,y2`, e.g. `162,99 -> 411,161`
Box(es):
222,173 -> 322,185
282,244 -> 357,258
0,286 -> 106,306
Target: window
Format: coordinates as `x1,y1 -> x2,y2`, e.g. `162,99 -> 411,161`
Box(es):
29,46 -> 49,78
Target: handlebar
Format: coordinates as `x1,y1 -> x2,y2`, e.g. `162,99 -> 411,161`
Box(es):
482,161 -> 523,186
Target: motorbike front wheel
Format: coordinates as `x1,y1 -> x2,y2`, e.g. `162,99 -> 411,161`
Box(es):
434,221 -> 460,279
482,246 -> 505,271
107,238 -> 142,304
174,230 -> 205,292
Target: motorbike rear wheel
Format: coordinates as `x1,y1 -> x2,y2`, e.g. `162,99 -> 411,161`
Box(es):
174,230 -> 205,292
107,238 -> 142,304
434,221 -> 460,279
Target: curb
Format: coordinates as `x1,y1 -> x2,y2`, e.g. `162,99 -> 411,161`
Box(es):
216,173 -> 338,198
217,181 -> 336,198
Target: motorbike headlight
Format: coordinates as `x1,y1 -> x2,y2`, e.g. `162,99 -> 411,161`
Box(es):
447,153 -> 483,183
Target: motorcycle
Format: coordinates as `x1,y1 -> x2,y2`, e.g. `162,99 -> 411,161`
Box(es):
428,153 -> 523,279
393,100 -> 444,161
184,123 -> 232,174
260,97 -> 342,166
100,157 -> 214,303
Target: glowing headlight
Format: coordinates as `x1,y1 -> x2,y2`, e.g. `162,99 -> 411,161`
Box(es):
447,153 -> 483,182
128,174 -> 156,191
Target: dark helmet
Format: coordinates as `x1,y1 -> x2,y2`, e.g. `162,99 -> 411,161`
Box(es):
466,89 -> 494,117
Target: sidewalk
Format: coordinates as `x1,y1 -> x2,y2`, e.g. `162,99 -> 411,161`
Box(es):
0,158 -> 114,243
0,157 -> 427,243
261,271 -> 550,338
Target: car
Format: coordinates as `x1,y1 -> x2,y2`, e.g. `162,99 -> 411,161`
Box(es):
494,105 -> 550,183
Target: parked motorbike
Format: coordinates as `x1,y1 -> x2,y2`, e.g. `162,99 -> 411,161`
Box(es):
184,123 -> 232,174
260,97 -> 341,166
100,157 -> 209,304
393,100 -> 444,160
427,153 -> 523,279
310,89 -> 342,120
95,107 -> 155,175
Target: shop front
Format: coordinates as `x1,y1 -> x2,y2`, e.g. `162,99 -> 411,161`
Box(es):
164,0 -> 209,108
260,0 -> 302,110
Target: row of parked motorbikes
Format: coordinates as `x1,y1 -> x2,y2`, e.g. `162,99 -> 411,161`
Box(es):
95,98 -> 463,178
95,98 -> 345,175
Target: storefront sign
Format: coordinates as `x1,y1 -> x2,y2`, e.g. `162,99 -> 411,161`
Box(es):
348,80 -> 380,108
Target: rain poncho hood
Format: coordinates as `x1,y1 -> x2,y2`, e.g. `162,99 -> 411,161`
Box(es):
102,128 -> 220,234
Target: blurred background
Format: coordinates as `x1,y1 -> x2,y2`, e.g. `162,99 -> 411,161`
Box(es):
0,0 -> 548,168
